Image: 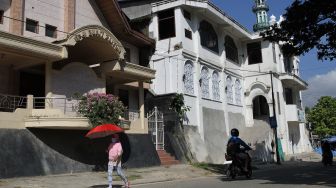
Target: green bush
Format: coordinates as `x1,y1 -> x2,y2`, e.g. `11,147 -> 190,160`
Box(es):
77,93 -> 126,127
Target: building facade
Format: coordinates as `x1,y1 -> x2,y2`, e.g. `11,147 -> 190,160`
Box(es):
0,0 -> 160,178
120,0 -> 312,163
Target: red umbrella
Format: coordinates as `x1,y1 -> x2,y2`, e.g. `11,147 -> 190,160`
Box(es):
85,123 -> 124,139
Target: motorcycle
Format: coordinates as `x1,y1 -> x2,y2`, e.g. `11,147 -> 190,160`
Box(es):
321,141 -> 333,167
322,151 -> 333,166
224,150 -> 252,179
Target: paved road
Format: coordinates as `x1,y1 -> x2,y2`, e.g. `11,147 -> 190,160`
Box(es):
2,161 -> 335,188
133,162 -> 336,188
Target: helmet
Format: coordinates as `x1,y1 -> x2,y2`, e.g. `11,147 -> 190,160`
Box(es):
230,128 -> 239,137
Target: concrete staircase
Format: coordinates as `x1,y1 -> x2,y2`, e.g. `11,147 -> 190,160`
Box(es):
157,150 -> 179,166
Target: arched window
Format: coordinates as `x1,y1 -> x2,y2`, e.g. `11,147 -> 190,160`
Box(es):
253,96 -> 269,119
199,20 -> 218,53
201,67 -> 210,98
183,61 -> 194,95
235,79 -> 242,105
212,71 -> 220,100
226,76 -> 233,103
225,36 -> 239,63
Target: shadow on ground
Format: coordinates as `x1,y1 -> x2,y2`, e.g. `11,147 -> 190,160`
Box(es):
90,184 -> 122,188
198,161 -> 336,187
253,161 -> 336,187
192,163 -> 259,175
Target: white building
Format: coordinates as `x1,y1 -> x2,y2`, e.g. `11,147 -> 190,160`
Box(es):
120,0 -> 312,163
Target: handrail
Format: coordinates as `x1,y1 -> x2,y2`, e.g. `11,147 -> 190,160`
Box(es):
0,94 -> 140,120
33,97 -> 82,116
0,94 -> 27,112
124,109 -> 140,121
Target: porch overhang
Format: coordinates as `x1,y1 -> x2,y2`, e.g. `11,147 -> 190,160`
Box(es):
55,25 -> 126,63
0,30 -> 66,67
280,74 -> 308,90
102,61 -> 156,83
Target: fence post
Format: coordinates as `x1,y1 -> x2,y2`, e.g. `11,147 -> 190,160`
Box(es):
162,112 -> 164,150
27,95 -> 33,110
64,98 -> 66,114
155,106 -> 158,150
27,95 -> 34,115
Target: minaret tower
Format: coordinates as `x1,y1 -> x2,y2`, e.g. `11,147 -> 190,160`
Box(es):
252,0 -> 270,32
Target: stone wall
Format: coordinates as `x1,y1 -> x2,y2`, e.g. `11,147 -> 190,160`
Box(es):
0,129 -> 160,178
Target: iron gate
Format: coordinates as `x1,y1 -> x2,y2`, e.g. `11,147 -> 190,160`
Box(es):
147,106 -> 165,150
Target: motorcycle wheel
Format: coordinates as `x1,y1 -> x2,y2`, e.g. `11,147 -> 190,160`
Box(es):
245,168 -> 252,178
226,165 -> 236,179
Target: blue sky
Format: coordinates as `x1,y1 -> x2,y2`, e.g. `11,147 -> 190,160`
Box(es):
211,0 -> 336,107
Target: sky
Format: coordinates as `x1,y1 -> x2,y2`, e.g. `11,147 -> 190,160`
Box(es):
211,0 -> 336,107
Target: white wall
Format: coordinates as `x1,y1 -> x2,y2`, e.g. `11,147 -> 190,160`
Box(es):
148,1 -> 311,158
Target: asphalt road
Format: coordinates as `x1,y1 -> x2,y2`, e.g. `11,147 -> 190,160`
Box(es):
133,161 -> 336,188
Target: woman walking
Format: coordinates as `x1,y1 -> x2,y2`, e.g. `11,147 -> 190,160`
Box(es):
106,134 -> 130,188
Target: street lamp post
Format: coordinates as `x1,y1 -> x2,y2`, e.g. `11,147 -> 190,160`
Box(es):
270,71 -> 281,164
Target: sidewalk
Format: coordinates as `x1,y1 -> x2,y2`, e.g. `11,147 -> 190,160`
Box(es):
0,164 -> 216,188
0,153 -> 324,188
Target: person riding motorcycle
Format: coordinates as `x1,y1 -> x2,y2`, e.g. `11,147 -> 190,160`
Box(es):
227,128 -> 252,172
321,140 -> 333,166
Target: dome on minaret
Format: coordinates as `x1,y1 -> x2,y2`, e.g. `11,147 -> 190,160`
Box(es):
269,14 -> 276,25
253,0 -> 270,32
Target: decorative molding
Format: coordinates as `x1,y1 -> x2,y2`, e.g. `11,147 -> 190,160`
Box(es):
102,61 -> 156,80
198,57 -> 222,71
182,49 -> 197,61
0,30 -> 65,60
223,68 -> 243,78
245,81 -> 270,96
56,25 -> 126,60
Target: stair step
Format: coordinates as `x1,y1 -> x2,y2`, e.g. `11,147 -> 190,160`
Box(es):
156,150 -> 179,166
158,153 -> 172,158
159,156 -> 175,160
161,160 -> 180,165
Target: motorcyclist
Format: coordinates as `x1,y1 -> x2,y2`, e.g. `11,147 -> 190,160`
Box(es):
321,140 -> 333,166
227,128 -> 252,172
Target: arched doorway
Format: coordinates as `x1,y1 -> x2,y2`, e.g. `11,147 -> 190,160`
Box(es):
253,95 -> 269,120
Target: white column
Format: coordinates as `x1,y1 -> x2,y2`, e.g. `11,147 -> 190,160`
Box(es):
139,81 -> 145,130
45,63 -> 53,109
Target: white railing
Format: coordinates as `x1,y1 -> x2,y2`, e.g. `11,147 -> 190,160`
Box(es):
0,94 -> 27,112
33,97 -> 81,117
124,109 -> 140,121
0,94 -> 141,120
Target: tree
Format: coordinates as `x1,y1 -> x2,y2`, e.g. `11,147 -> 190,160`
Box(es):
169,93 -> 191,126
261,0 -> 336,61
307,96 -> 336,137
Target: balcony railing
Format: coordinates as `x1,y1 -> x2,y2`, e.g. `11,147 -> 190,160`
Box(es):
253,22 -> 270,32
286,104 -> 305,122
124,109 -> 140,121
298,109 -> 305,122
33,97 -> 81,117
0,94 -> 27,112
0,94 -> 141,121
252,4 -> 269,12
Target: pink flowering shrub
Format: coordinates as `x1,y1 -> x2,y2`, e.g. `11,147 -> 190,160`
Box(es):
77,93 -> 126,127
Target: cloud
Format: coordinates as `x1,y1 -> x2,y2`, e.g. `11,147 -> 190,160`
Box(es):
302,69 -> 336,107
